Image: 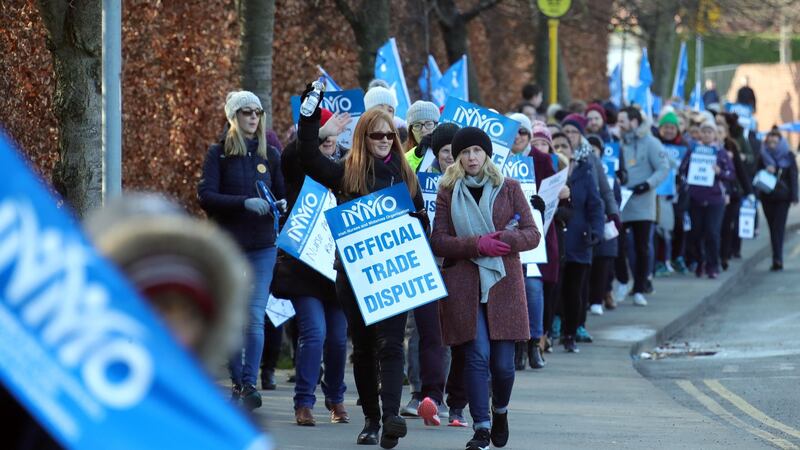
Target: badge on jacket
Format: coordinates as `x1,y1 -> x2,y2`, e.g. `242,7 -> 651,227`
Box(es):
257,163 -> 267,174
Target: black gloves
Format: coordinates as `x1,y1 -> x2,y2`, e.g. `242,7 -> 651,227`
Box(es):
409,209 -> 431,235
415,133 -> 433,158
529,194 -> 546,216
299,83 -> 324,122
632,182 -> 650,194
616,168 -> 628,186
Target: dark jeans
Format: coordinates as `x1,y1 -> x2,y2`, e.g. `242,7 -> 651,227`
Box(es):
337,271 -> 407,420
672,202 -> 687,260
561,262 -> 589,337
412,300 -> 446,404
446,344 -> 467,410
762,200 -> 791,264
542,281 -> 558,336
624,221 -> 652,294
589,257 -> 613,305
614,228 -> 629,284
689,201 -> 726,273
524,277 -> 544,339
720,199 -> 741,264
260,317 -> 283,375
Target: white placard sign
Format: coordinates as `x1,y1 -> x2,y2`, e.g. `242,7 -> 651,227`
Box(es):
538,167 -> 570,233
687,145 -> 717,187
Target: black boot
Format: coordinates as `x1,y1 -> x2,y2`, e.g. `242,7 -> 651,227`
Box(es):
514,341 -> 527,370
379,415 -> 407,449
261,369 -> 276,390
527,339 -> 546,369
357,417 -> 380,445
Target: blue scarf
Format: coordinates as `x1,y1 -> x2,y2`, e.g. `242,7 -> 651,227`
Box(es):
761,138 -> 794,169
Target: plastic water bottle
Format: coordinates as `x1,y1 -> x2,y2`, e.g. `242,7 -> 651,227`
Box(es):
505,213 -> 521,230
300,80 -> 325,117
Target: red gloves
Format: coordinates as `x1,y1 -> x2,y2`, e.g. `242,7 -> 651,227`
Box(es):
477,231 -> 511,257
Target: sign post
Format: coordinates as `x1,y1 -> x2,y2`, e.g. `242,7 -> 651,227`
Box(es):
537,0 -> 572,104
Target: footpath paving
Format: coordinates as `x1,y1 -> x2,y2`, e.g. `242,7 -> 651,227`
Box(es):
251,209 -> 800,449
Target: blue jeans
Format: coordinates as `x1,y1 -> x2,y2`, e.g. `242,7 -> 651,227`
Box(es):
291,296 -> 348,408
524,276 -> 544,340
461,305 -> 515,430
229,246 -> 277,386
689,202 -> 725,273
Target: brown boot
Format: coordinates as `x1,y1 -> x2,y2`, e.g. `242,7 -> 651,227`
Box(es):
604,292 -> 617,310
295,406 -> 316,426
326,401 -> 350,424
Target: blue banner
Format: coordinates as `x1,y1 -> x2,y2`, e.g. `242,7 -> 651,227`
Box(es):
276,176 -> 337,281
0,134 -> 268,450
418,55 -> 442,104
501,153 -> 536,184
436,55 -> 468,106
374,38 -> 411,119
440,97 -> 520,167
601,142 -> 620,184
291,89 -> 365,149
417,173 -> 441,223
324,183 -> 447,325
657,144 -> 688,195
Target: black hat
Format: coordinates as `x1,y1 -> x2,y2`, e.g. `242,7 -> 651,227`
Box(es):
451,126 -> 493,160
431,123 -> 460,156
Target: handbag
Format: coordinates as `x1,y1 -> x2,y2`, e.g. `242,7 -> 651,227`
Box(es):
753,169 -> 778,193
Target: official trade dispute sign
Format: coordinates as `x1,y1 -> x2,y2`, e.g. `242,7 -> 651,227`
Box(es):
0,134 -> 268,450
324,183 -> 447,325
440,96 -> 520,168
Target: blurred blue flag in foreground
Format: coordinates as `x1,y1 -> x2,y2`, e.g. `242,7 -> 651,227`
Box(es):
375,38 -> 411,119
0,132 -> 270,450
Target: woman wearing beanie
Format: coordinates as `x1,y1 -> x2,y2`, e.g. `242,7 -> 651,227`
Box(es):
431,127 -> 540,450
404,101 -> 441,171
198,90 -> 285,411
657,111 -> 690,274
296,85 -> 425,448
756,130 -> 799,271
717,121 -> 753,271
271,108 -> 352,426
678,119 -> 735,279
427,122 -> 459,174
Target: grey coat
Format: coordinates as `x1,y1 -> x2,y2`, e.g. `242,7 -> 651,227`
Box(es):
620,121 -> 669,222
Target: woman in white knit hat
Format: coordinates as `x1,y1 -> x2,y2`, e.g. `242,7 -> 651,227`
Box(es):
403,101 -> 441,171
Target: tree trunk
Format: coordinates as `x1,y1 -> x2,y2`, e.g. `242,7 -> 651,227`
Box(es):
437,9 -> 481,103
238,0 -> 275,129
335,0 -> 390,90
639,1 -> 678,99
37,0 -> 102,218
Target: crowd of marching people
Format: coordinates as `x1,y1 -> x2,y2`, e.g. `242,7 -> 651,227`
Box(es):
197,79 -> 798,450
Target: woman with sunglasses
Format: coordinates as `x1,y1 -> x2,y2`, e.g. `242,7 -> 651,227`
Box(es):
297,85 -> 425,449
198,90 -> 285,411
404,100 -> 441,172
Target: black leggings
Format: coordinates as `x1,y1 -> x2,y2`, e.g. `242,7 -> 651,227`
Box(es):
589,257 -> 613,306
762,200 -> 791,264
561,262 -> 590,338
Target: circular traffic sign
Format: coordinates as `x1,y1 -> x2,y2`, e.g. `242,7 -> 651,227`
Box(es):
537,0 -> 571,18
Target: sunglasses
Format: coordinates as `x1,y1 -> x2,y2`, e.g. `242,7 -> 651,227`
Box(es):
518,129 -> 531,136
238,108 -> 264,117
368,132 -> 396,141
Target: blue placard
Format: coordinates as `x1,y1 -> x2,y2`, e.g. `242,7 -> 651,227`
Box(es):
693,144 -> 717,156
440,97 -> 520,167
551,153 -> 560,171
326,183 -> 416,239
601,142 -> 620,181
291,89 -> 365,149
656,144 -> 687,196
0,134 -> 268,450
502,153 -> 536,184
417,173 -> 441,220
725,102 -> 756,131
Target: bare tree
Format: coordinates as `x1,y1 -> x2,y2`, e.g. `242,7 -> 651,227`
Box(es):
37,0 -> 102,218
333,0 -> 391,89
238,0 -> 276,129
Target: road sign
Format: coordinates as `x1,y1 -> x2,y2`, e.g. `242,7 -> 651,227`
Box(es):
537,0 -> 571,18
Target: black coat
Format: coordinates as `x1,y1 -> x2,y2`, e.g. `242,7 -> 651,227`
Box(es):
198,137 -> 285,251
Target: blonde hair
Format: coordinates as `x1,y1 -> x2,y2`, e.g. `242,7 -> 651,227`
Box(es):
224,109 -> 267,159
342,109 -> 419,198
439,153 -> 504,190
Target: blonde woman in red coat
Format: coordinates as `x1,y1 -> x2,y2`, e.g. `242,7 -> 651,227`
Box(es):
430,127 -> 540,450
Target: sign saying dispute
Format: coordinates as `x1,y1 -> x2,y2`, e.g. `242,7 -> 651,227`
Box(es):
324,183 -> 447,325
687,144 -> 718,187
502,154 -> 547,264
440,96 -> 520,168
291,89 -> 365,149
276,176 -> 337,281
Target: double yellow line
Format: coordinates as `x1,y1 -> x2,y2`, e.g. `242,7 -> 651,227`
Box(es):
677,379 -> 800,449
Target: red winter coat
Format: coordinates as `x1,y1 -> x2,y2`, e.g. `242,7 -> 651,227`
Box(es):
431,178 -> 541,346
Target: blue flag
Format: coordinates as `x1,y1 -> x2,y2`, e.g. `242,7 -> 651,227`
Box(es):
375,38 -> 411,119
0,133 -> 269,450
628,48 -> 653,111
436,55 -> 469,106
317,65 -> 342,91
689,81 -> 705,111
418,55 -> 442,103
609,63 -> 622,107
671,42 -> 688,99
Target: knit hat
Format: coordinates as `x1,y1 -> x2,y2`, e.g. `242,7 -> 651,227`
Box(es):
531,120 -> 552,146
658,111 -> 679,128
224,91 -> 262,121
585,103 -> 607,123
561,113 -> 587,134
406,100 -> 441,125
320,108 -> 333,126
508,113 -> 532,135
451,126 -> 493,160
699,111 -> 717,129
430,123 -> 460,156
364,86 -> 398,111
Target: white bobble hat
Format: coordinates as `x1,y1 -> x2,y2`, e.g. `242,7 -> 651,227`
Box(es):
364,86 -> 398,112
224,91 -> 262,121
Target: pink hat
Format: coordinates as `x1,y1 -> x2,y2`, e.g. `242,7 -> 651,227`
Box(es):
532,120 -> 552,145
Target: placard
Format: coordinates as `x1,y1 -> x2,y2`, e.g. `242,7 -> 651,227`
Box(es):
324,183 -> 447,325
687,145 -> 717,187
538,167 -> 570,232
417,172 -> 442,226
440,96 -> 520,168
265,295 -> 296,327
291,89 -> 365,149
502,154 -> 546,264
739,199 -> 756,239
656,144 -> 687,196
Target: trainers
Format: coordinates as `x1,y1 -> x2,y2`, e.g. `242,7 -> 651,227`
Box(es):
589,304 -> 604,315
576,326 -> 593,343
401,397 -> 420,417
562,336 -> 579,353
491,408 -> 509,447
551,316 -> 562,340
418,397 -> 441,426
654,262 -> 670,277
613,281 -> 629,303
466,428 -> 491,450
448,407 -> 469,427
230,383 -> 242,403
603,292 -> 617,310
633,293 -> 648,306
241,384 -> 262,411
673,257 -> 689,274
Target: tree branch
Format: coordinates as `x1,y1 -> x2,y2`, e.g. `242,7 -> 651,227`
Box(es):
333,0 -> 358,27
462,0 -> 503,23
433,0 -> 455,29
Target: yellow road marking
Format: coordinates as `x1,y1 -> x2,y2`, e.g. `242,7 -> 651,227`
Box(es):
705,379 -> 800,440
676,380 -> 798,449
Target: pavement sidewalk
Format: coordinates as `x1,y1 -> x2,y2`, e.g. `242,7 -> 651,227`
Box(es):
252,208 -> 800,449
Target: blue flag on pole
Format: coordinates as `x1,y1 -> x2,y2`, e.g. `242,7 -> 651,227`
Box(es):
689,81 -> 705,111
418,55 -> 442,103
0,133 -> 269,450
671,42 -> 688,99
609,63 -> 622,107
317,65 -> 342,91
436,55 -> 469,105
628,48 -> 653,111
375,38 -> 411,119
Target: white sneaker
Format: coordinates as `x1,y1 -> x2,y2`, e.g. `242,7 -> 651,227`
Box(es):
633,293 -> 648,306
613,282 -> 629,303
589,304 -> 604,315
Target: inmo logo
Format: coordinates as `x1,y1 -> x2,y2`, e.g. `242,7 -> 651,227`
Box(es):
604,145 -> 616,157
424,175 -> 441,191
502,160 -> 530,179
452,106 -> 505,138
322,95 -> 353,113
284,192 -> 320,243
341,195 -> 398,227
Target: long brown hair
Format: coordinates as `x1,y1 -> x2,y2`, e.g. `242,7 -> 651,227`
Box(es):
342,109 -> 419,198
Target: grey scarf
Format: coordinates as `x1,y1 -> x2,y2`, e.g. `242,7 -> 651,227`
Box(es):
451,174 -> 506,303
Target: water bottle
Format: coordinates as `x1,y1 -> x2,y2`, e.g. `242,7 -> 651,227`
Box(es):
504,213 -> 521,230
300,80 -> 325,117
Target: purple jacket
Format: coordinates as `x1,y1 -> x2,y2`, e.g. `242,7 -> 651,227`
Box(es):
679,143 -> 735,205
